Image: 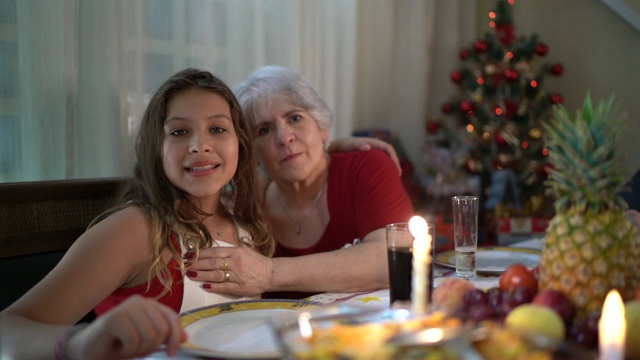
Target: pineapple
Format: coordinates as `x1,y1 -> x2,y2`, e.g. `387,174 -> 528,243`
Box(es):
539,94 -> 640,316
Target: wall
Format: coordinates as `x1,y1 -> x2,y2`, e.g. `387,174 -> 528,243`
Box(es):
475,0 -> 640,175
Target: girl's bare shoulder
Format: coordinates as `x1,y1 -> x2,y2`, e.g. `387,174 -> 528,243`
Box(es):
74,206 -> 155,261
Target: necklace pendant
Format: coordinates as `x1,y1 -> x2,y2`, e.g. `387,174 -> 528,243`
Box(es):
295,223 -> 301,236
216,231 -> 222,237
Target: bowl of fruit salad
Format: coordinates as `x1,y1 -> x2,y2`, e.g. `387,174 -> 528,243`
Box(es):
272,304 -> 473,359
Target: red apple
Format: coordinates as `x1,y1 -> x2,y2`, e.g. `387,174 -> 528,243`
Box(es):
499,263 -> 538,295
532,289 -> 576,326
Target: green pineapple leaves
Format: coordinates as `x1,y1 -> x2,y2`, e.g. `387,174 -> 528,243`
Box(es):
543,93 -> 628,214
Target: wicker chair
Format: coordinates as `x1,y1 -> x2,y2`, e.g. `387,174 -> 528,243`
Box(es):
0,177 -> 126,318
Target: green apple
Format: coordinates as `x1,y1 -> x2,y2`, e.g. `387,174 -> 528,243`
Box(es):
505,304 -> 565,341
626,300 -> 640,360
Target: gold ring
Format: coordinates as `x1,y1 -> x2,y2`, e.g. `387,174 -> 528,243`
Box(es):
224,270 -> 230,282
220,259 -> 228,271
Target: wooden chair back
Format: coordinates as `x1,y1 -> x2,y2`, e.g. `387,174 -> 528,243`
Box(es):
0,177 -> 126,313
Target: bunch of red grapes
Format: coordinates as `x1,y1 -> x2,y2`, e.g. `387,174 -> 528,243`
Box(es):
456,263 -> 601,350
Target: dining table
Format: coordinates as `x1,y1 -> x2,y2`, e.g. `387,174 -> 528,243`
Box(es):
140,237 -> 545,359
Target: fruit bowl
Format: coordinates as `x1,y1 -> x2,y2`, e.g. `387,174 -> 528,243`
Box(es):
271,304 -> 599,360
271,304 -> 484,359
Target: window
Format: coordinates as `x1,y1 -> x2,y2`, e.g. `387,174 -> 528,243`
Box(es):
0,0 -> 450,183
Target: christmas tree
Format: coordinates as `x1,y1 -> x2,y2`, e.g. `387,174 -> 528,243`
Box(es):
425,0 -> 563,217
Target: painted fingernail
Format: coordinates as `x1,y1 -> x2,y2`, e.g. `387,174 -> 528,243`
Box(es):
203,283 -> 211,289
186,271 -> 197,277
184,252 -> 195,259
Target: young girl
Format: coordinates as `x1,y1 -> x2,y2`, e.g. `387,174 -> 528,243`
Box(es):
1,68 -> 273,359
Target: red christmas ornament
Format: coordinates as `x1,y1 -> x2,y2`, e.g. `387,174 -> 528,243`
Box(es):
543,163 -> 553,176
535,43 -> 549,56
459,49 -> 470,60
465,158 -> 481,174
473,40 -> 488,53
426,120 -> 441,134
549,93 -> 564,104
450,70 -> 463,84
459,100 -> 474,113
495,132 -> 507,146
441,102 -> 453,114
495,24 -> 516,46
504,68 -> 519,82
504,100 -> 518,118
550,63 -> 564,76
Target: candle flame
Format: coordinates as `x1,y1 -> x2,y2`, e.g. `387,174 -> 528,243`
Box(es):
298,312 -> 313,339
419,328 -> 444,343
409,216 -> 428,239
599,289 -> 626,360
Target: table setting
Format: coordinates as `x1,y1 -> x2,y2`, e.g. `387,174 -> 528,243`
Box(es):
140,232 -> 550,360
140,205 -> 635,360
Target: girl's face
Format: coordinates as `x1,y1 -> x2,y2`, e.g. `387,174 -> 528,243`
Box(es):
251,98 -> 328,183
162,88 -> 239,205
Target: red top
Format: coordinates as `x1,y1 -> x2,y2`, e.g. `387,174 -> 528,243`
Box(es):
267,149 -> 414,299
94,233 -> 184,316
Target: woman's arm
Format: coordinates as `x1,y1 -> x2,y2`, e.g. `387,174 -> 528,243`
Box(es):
270,229 -> 388,292
189,228 -> 387,295
0,207 -> 185,359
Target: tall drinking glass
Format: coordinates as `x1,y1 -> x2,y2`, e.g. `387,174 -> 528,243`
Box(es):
386,222 -> 435,306
451,196 -> 479,278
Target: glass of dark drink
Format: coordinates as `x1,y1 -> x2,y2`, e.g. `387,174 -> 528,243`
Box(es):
386,222 -> 436,308
386,222 -> 414,305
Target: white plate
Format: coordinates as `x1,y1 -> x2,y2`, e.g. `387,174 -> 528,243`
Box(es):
434,246 -> 541,274
179,299 -> 319,359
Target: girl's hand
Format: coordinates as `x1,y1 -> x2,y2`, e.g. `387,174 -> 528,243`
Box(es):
186,246 -> 273,296
328,137 -> 402,176
68,296 -> 186,359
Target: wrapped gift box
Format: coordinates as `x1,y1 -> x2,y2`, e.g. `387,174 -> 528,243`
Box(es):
497,217 -> 550,246
433,214 -> 455,252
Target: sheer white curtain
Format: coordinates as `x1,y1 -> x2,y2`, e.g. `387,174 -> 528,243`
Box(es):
353,0 -> 476,177
0,0 -> 474,182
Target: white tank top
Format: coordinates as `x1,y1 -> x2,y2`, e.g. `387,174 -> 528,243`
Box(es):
179,220 -> 259,313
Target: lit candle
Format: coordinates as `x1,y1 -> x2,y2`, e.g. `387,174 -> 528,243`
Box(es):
599,289 -> 626,360
409,215 -> 432,315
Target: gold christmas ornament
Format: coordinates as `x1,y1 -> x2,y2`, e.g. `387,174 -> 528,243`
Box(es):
528,127 -> 542,139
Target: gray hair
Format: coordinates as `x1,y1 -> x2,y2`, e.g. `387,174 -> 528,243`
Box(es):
234,66 -> 334,131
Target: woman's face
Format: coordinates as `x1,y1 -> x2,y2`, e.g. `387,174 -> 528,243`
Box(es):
162,88 -> 239,204
251,98 -> 329,183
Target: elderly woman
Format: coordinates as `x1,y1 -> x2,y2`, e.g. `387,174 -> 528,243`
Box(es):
188,66 -> 414,298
